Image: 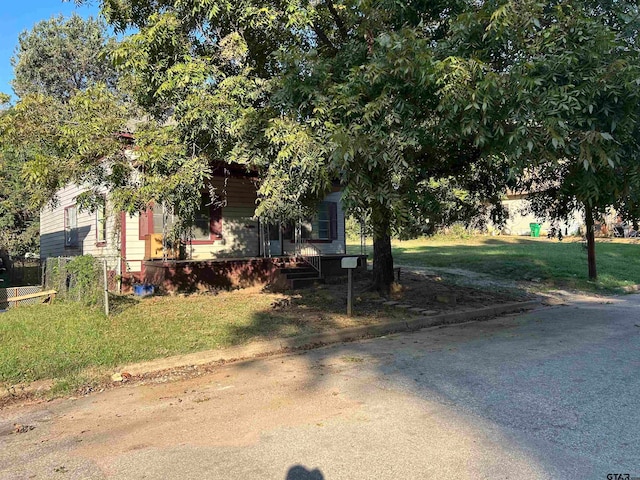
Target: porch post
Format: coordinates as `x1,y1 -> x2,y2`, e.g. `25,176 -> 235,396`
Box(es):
295,218 -> 301,255
265,221 -> 271,258
259,218 -> 267,258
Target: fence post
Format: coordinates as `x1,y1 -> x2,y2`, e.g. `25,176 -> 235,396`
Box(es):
103,259 -> 110,316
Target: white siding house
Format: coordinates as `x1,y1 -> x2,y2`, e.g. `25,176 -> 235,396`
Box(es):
40,177 -> 347,279
282,191 -> 347,256
40,184 -> 120,268
500,195 -> 584,236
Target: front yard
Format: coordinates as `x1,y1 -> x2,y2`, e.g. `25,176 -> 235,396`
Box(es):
0,268 -> 526,397
10,234 -> 633,397
351,236 -> 640,292
0,285 -> 380,390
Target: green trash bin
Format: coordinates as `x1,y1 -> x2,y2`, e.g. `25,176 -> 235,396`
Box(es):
529,223 -> 541,237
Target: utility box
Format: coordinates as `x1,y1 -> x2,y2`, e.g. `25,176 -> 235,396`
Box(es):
144,234 -> 178,260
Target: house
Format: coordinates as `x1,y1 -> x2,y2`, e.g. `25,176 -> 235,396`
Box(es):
498,190 -> 584,236
39,172 -> 358,292
497,190 -> 624,237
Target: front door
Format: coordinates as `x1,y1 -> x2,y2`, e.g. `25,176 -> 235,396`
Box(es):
268,223 -> 282,256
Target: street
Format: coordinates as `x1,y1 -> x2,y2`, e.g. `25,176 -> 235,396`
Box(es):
1,294 -> 639,479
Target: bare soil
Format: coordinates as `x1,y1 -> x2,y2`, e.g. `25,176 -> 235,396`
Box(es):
314,270 -> 526,317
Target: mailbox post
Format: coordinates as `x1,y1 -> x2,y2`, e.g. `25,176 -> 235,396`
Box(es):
341,257 -> 359,316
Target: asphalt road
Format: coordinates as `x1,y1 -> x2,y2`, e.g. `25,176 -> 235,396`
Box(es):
1,294 -> 639,479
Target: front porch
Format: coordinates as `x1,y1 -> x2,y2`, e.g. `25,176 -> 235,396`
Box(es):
136,254 -> 367,293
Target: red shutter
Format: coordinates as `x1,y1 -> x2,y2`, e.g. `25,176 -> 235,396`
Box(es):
329,202 -> 338,240
138,208 -> 150,240
211,206 -> 223,239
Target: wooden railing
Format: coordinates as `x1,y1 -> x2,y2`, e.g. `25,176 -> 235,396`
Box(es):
1,286 -> 55,309
296,241 -> 322,278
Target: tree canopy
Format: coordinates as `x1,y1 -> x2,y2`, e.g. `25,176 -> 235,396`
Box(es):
79,0 -> 512,290
11,13 -> 118,102
5,0 -> 639,286
0,14 -> 121,256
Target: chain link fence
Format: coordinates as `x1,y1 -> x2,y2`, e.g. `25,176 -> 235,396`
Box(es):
0,285 -> 44,310
43,256 -> 109,308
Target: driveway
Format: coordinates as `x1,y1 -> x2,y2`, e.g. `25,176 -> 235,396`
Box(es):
1,294 -> 639,479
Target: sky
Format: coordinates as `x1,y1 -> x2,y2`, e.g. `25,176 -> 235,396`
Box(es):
0,1 -> 101,98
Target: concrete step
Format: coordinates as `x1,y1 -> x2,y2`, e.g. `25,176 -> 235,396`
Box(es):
278,267 -> 317,275
285,271 -> 321,279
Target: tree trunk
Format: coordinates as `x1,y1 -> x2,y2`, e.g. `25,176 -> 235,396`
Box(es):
584,204 -> 597,280
371,202 -> 394,293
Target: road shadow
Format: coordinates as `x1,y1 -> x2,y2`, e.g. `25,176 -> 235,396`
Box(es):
226,294 -> 640,477
286,465 -> 324,480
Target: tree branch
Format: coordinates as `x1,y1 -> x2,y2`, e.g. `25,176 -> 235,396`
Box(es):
324,0 -> 349,39
311,23 -> 338,53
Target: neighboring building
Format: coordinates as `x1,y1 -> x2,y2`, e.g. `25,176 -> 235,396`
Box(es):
499,191 -> 584,236
40,174 -> 349,291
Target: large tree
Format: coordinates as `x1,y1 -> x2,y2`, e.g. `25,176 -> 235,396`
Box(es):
11,13 -> 118,102
0,14 -> 122,256
0,95 -> 41,256
62,0 -> 640,289
445,0 -> 640,280
83,0 -> 508,292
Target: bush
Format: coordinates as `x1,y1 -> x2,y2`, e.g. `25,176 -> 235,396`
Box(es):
45,256 -> 104,307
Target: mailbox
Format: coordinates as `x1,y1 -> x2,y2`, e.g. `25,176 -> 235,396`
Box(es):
341,257 -> 359,269
341,256 -> 360,317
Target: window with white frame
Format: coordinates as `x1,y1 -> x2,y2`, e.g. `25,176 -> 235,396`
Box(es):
311,202 -> 331,240
64,205 -> 78,247
300,201 -> 337,241
96,202 -> 107,244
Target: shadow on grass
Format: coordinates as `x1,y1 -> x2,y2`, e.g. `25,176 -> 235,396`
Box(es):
390,239 -> 640,292
222,283 -> 389,345
108,293 -> 140,315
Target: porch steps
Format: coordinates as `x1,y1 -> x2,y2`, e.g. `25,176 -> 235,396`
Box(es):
274,262 -> 324,290
280,270 -> 318,279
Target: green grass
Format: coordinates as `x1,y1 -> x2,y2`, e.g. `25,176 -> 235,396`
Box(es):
351,236 -> 640,292
0,293 -> 266,387
6,235 -> 636,393
0,285 -> 394,389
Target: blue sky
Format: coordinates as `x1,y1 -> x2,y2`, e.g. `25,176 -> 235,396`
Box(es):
0,1 -> 101,98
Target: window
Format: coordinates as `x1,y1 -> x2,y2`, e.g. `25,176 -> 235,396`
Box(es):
313,202 -> 331,240
153,203 -> 175,234
300,201 -> 338,242
193,196 -> 212,241
138,196 -> 223,244
96,202 -> 107,245
189,193 -> 222,244
139,203 -> 178,239
64,205 -> 78,247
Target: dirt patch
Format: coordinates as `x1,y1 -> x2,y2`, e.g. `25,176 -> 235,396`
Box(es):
305,270 -> 526,317
45,355 -> 363,466
386,270 -> 527,312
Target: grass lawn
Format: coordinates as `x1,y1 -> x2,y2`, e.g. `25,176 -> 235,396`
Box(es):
6,234 -> 633,395
0,285 -> 398,390
351,235 -> 640,292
